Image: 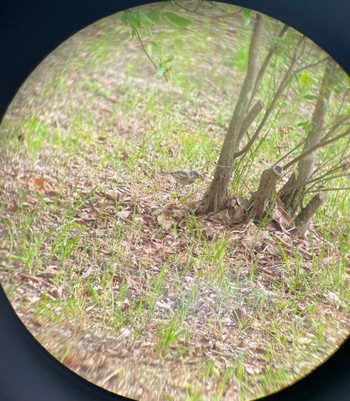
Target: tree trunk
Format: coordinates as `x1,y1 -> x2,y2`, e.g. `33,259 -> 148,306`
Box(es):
203,13 -> 265,213
293,192 -> 326,236
281,58 -> 335,213
246,165 -> 283,222
297,58 -> 335,185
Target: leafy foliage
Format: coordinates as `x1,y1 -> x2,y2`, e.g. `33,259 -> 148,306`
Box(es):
121,5 -> 192,80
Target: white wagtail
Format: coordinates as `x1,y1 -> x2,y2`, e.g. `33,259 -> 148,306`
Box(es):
159,170 -> 202,185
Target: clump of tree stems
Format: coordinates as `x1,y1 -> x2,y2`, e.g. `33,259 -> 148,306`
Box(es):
197,9 -> 349,233
124,3 -> 350,235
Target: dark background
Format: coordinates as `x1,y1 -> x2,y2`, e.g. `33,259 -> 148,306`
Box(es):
0,1 -> 349,400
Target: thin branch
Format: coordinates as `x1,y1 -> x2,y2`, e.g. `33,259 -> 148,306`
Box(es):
322,114 -> 350,142
308,163 -> 345,185
237,100 -> 264,143
307,144 -> 349,182
277,117 -> 350,170
279,161 -> 349,198
275,137 -> 307,166
249,24 -> 289,107
308,173 -> 349,185
134,26 -> 169,82
311,155 -> 343,178
327,87 -> 350,126
283,128 -> 350,170
293,55 -> 329,75
135,27 -> 157,70
307,187 -> 350,193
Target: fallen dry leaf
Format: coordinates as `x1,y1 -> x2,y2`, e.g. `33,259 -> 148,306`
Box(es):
157,214 -> 173,231
28,176 -> 44,192
116,210 -> 131,220
27,176 -> 58,195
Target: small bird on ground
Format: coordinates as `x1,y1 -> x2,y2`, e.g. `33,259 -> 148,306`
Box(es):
159,170 -> 202,185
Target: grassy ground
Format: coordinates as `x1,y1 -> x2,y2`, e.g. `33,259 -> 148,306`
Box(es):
1,6 -> 349,401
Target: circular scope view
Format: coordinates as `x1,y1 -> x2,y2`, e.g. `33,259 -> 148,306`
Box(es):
1,2 -> 349,401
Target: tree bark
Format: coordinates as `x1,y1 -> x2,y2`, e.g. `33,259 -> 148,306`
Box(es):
203,13 -> 265,213
293,193 -> 326,236
281,58 -> 335,213
297,58 -> 335,185
246,165 -> 283,222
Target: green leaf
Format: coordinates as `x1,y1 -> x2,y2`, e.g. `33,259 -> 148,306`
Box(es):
146,10 -> 160,24
121,11 -> 141,37
120,12 -> 128,25
155,65 -> 165,77
298,121 -> 314,133
128,13 -> 141,30
242,9 -> 251,27
148,40 -> 159,49
299,73 -> 310,87
163,12 -> 192,27
160,56 -> 174,66
139,9 -> 160,25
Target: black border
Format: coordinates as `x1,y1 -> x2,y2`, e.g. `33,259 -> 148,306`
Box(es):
1,1 -> 349,401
